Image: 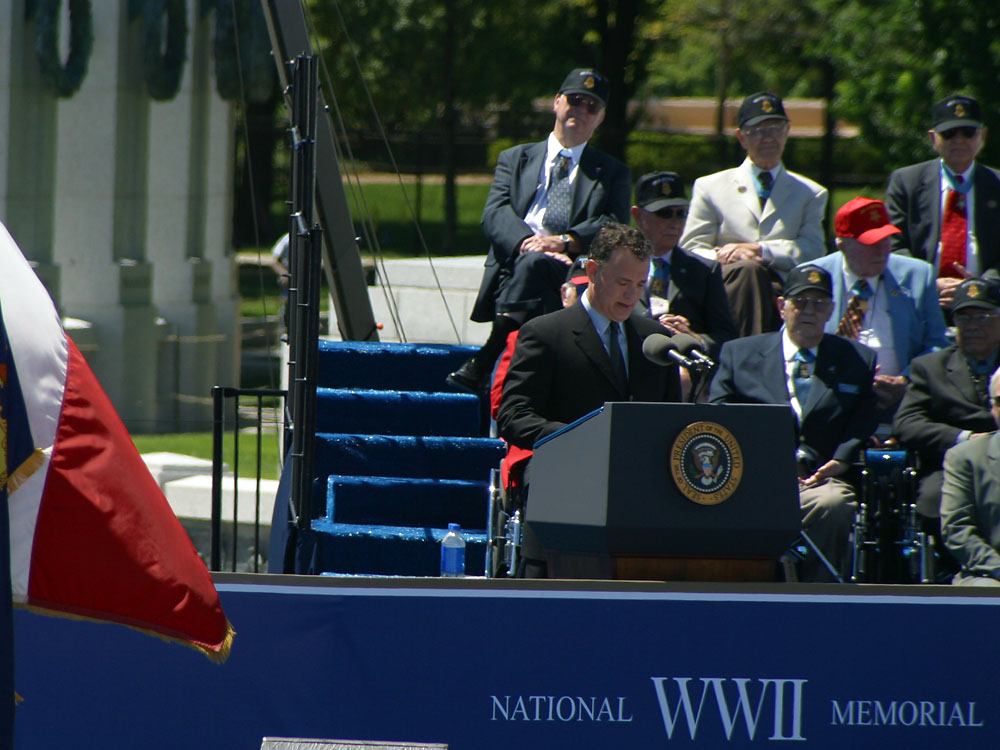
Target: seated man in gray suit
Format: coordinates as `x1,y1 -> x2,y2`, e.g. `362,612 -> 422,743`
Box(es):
803,197 -> 948,416
448,68 -> 630,393
709,265 -> 878,581
941,369 -> 1000,586
681,92 -> 828,337
886,94 -> 1000,308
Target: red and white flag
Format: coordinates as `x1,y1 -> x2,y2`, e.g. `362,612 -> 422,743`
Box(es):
0,221 -> 232,661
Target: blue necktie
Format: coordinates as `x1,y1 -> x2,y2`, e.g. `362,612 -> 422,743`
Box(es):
542,150 -> 573,233
757,171 -> 773,208
792,349 -> 815,407
649,257 -> 671,297
609,321 -> 628,394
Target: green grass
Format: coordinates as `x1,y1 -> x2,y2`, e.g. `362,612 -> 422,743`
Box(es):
346,180 -> 492,257
132,431 -> 283,481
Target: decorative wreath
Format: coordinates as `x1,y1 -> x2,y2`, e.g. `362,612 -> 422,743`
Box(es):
33,0 -> 94,98
139,0 -> 189,101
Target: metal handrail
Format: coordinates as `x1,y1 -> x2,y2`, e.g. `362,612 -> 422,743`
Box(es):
211,386 -> 287,571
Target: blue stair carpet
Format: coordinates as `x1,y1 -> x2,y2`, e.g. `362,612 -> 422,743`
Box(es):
325,475 -> 488,529
315,388 -> 480,436
308,522 -> 488,576
301,341 -> 503,577
317,340 -> 477,392
315,433 -> 504,482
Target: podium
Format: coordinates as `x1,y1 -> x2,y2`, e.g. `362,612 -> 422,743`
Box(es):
526,402 -> 801,581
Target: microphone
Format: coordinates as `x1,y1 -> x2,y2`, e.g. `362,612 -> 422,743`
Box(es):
671,333 -> 715,370
642,333 -> 694,368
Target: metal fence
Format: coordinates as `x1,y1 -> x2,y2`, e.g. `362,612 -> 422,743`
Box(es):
210,386 -> 287,572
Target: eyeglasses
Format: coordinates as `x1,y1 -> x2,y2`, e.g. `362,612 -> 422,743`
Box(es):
565,94 -> 602,114
788,296 -> 834,311
955,310 -> 1000,325
939,126 -> 980,140
742,123 -> 787,139
652,207 -> 687,220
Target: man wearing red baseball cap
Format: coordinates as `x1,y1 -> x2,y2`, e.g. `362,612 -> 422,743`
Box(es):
800,197 -> 948,412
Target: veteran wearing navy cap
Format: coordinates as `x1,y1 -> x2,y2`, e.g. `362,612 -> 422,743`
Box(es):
895,278 -> 1000,530
631,171 -> 736,361
448,68 -> 630,394
681,92 -> 828,338
709,264 -> 878,581
886,94 -> 1000,308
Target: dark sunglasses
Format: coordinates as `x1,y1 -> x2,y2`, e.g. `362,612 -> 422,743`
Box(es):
652,207 -> 688,220
565,93 -> 602,114
939,126 -> 980,140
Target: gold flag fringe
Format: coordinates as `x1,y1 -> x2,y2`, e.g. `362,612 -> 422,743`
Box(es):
5,448 -> 45,493
15,603 -> 235,664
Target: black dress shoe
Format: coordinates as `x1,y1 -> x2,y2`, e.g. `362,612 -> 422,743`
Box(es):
446,357 -> 488,393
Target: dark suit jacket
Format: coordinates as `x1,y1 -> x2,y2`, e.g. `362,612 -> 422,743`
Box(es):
637,246 -> 737,358
893,345 -> 996,470
497,302 -> 680,449
885,158 -> 1000,271
708,332 -> 878,465
471,140 -> 630,322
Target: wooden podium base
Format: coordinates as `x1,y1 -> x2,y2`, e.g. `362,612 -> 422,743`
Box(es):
547,552 -> 776,582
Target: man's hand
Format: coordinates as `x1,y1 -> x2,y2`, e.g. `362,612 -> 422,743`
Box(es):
520,234 -> 569,255
542,250 -> 573,265
800,459 -> 848,488
873,373 -> 908,408
937,265 -> 973,308
657,314 -> 700,340
715,242 -> 763,265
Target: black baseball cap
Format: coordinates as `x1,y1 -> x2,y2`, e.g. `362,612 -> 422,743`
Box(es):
737,92 -> 788,129
558,69 -> 609,108
931,95 -> 983,133
634,172 -> 688,211
784,265 -> 833,298
952,278 -> 1000,313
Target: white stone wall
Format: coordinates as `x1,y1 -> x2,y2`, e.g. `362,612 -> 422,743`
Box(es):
0,1 -> 239,433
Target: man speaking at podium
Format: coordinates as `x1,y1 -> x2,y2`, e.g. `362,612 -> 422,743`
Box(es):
709,265 -> 878,581
497,222 -> 681,576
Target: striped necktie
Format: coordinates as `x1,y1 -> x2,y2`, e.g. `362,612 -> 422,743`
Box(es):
836,279 -> 872,339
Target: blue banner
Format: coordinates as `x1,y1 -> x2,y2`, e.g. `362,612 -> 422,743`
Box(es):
13,579 -> 1000,748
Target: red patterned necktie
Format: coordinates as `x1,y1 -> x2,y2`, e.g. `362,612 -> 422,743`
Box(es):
836,280 -> 871,339
939,176 -> 967,278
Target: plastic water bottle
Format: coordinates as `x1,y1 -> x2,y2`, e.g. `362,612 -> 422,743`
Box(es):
440,523 -> 466,577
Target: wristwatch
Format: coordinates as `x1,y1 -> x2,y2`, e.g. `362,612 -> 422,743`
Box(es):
560,234 -> 571,252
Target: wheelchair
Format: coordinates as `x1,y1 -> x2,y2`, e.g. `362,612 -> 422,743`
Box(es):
849,449 -> 935,583
485,452 -> 528,578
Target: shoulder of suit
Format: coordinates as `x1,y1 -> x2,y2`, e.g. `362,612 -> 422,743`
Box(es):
690,167 -> 740,189
581,143 -> 627,171
721,331 -> 778,356
627,312 -> 667,337
909,343 -> 957,371
780,168 -> 827,195
888,159 -> 939,183
502,141 -> 544,160
885,251 -> 933,277
673,246 -> 717,271
823,333 -> 876,361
